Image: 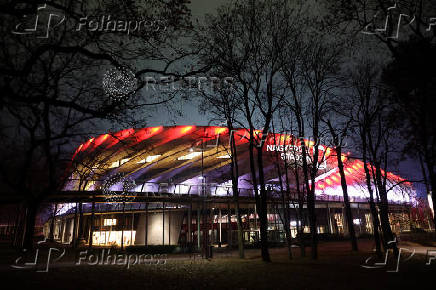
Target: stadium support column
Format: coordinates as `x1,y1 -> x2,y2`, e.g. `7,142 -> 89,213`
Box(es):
188,201 -> 192,243
131,212 -> 134,246
227,202 -> 232,249
357,204 -> 362,235
254,204 -> 258,230
197,202 -> 201,250
210,208 -> 214,245
342,206 -> 348,236
326,203 -> 332,234
77,202 -> 86,246
219,208 -> 222,246
162,202 -> 165,246
145,202 -> 148,246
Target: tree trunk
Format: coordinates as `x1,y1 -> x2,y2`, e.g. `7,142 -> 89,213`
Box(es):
72,203 -> 78,247
247,129 -> 267,261
256,147 -> 271,262
22,201 -> 38,249
76,202 -> 85,247
235,202 -> 245,258
300,139 -> 318,259
276,156 -> 293,259
48,203 -> 57,242
336,146 -> 358,251
307,190 -> 318,259
293,166 -> 306,257
272,120 -> 293,259
89,198 -> 96,248
369,199 -> 383,257
374,165 -> 399,256
229,122 -> 245,258
121,201 -> 126,250
361,128 -> 382,257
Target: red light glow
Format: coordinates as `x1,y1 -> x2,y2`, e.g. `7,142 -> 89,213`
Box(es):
72,144 -> 84,160
94,134 -> 109,147
214,127 -> 228,135
81,138 -> 94,151
181,126 -> 194,134
134,126 -> 163,143
107,128 -> 135,148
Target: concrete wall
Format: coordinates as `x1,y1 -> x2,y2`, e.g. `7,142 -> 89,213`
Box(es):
135,210 -> 184,245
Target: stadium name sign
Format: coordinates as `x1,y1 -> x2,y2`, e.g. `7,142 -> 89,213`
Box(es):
266,144 -> 327,169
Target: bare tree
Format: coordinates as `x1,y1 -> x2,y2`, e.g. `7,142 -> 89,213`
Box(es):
324,118 -> 359,251
348,58 -> 396,256
0,0 -> 196,249
270,118 -> 293,259
197,0 -> 305,262
327,0 -> 436,230
197,82 -> 246,258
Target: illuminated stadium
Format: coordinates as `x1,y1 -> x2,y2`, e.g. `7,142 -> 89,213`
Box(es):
44,126 -> 415,248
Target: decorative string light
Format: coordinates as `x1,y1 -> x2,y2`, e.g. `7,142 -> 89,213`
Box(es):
102,173 -> 137,202
102,66 -> 137,102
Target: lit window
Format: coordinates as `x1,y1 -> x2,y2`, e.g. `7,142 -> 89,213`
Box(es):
104,219 -> 117,226
217,154 -> 231,159
178,152 -> 202,160
120,158 -> 130,165
109,161 -> 119,168
138,155 -> 161,163
145,155 -> 161,162
353,219 -> 360,225
92,230 -> 136,246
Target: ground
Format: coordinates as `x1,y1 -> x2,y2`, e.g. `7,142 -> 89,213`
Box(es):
0,240 -> 435,290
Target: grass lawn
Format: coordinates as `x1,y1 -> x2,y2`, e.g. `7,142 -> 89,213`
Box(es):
0,240 -> 435,290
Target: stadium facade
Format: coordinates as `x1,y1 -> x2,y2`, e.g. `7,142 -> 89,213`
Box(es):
43,126 -> 415,248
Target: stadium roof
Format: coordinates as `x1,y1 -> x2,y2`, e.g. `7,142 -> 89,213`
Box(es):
65,126 -> 414,204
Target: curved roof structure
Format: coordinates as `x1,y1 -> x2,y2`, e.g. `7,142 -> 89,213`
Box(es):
64,125 -> 415,204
